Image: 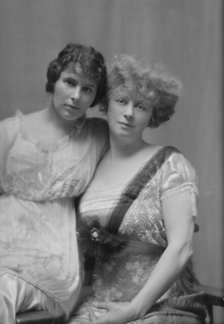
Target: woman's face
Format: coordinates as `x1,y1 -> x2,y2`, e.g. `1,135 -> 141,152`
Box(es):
52,66 -> 97,122
107,86 -> 153,142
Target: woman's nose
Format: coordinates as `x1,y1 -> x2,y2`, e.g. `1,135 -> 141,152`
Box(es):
71,87 -> 81,102
124,103 -> 134,119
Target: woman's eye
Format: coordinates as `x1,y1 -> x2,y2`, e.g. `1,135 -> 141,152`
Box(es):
83,87 -> 93,93
116,98 -> 127,105
135,103 -> 146,111
65,79 -> 77,87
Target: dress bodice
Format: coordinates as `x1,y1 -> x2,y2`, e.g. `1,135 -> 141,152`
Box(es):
79,150 -> 198,245
78,150 -> 199,302
0,112 -> 108,201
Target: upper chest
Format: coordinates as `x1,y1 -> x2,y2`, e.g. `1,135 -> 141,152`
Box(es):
87,146 -> 162,190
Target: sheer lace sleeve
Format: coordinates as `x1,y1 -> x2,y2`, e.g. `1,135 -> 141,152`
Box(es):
0,117 -> 19,193
160,152 -> 198,217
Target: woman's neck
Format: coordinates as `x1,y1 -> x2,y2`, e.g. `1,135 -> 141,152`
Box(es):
108,133 -> 149,159
45,104 -> 81,133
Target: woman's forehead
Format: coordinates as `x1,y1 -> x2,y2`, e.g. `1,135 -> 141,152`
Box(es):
111,85 -> 149,101
64,64 -> 97,84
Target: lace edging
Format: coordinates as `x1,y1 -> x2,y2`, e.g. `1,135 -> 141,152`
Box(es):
161,182 -> 198,216
15,110 -> 86,153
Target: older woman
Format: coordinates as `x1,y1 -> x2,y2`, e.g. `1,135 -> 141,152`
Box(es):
70,54 -> 206,324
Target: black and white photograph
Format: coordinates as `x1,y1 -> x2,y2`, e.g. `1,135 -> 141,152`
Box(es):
0,1 -> 223,323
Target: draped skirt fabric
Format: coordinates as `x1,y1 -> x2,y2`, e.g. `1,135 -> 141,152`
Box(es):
69,292 -> 206,324
69,306 -> 204,324
0,273 -> 60,324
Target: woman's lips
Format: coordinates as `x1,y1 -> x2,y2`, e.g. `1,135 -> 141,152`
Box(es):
118,122 -> 134,128
64,104 -> 80,110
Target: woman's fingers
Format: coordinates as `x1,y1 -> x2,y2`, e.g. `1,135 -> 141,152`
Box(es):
87,306 -> 98,321
92,301 -> 112,310
92,301 -> 129,310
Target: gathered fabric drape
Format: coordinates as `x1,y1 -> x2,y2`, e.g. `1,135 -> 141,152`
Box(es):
0,0 -> 223,321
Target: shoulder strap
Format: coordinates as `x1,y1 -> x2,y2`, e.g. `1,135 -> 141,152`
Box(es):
107,146 -> 180,233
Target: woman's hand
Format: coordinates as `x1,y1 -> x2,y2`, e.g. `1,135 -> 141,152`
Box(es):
86,301 -> 138,324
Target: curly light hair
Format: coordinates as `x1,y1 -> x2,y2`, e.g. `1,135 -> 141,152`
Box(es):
104,54 -> 183,127
45,43 -> 107,107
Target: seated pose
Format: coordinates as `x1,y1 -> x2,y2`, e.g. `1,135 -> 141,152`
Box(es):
0,43 -> 109,323
70,55 -> 206,323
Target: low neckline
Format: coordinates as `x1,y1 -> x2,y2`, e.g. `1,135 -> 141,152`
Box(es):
79,146 -> 165,224
16,110 -> 86,153
93,145 -> 164,191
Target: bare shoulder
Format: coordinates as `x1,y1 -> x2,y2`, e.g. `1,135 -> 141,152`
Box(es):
142,144 -> 163,160
22,109 -> 49,135
22,109 -> 45,124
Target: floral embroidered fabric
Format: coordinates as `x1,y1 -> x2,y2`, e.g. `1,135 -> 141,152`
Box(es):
0,112 -> 108,315
70,149 -> 202,323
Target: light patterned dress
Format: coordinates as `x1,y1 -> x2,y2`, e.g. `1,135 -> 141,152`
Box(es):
0,111 -> 108,316
70,148 -> 206,323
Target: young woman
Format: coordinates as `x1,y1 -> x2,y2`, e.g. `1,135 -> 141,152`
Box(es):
71,55 -> 206,324
0,43 -> 109,323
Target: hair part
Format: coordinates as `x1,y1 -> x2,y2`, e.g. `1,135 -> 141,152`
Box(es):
45,43 -> 107,107
104,54 -> 183,127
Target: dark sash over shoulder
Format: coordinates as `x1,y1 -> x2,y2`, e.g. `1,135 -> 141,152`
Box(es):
78,146 -> 182,263
107,146 -> 180,233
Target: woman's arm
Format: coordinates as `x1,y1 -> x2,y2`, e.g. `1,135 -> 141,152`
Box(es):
130,190 -> 194,318
86,191 -> 195,324
0,117 -> 18,193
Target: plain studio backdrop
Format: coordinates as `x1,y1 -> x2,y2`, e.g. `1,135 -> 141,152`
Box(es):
0,0 -> 223,322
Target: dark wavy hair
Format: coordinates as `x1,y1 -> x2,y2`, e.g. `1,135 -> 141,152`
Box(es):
45,43 -> 107,107
104,55 -> 183,127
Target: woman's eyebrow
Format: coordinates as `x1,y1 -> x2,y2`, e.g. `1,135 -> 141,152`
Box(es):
84,83 -> 96,88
